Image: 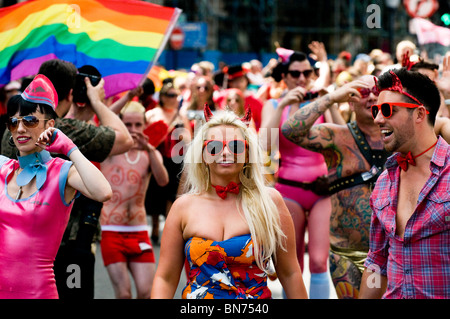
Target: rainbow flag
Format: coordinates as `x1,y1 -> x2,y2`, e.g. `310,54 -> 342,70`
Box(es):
0,0 -> 181,97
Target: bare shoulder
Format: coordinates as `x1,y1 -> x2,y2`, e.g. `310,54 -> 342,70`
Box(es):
266,186 -> 283,203
169,193 -> 201,215
164,194 -> 197,232
266,187 -> 288,212
265,186 -> 292,224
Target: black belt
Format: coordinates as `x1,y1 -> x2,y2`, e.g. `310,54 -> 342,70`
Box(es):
277,176 -> 331,196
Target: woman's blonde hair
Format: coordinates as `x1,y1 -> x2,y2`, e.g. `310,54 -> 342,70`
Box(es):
182,110 -> 286,273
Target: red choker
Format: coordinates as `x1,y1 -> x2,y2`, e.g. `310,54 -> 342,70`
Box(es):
211,181 -> 241,199
397,140 -> 438,171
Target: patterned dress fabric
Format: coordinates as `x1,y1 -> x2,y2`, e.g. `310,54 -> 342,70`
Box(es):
182,234 -> 271,299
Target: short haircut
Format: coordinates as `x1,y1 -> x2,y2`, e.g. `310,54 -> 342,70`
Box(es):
410,60 -> 439,72
377,68 -> 440,125
38,59 -> 77,102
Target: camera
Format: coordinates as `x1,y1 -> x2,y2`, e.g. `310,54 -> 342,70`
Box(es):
73,65 -> 102,104
304,91 -> 319,101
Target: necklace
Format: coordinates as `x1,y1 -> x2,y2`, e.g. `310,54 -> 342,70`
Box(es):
396,140 -> 438,171
125,151 -> 141,165
16,186 -> 23,200
14,167 -> 23,200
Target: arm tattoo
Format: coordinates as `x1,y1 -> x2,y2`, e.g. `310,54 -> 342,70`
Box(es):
281,95 -> 332,146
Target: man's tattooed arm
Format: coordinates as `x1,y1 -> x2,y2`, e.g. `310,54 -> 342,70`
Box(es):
281,80 -> 364,147
281,94 -> 333,146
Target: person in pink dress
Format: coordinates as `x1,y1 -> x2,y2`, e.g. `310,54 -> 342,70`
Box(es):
0,74 -> 112,299
260,50 -> 333,298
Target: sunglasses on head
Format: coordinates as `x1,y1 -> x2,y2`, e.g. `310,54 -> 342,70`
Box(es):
287,69 -> 313,78
371,102 -> 429,119
203,139 -> 247,156
7,115 -> 46,132
357,86 -> 379,98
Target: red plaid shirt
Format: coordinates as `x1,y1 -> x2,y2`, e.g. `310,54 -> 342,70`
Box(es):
365,137 -> 450,299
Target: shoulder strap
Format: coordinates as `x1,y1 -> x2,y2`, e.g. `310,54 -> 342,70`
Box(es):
347,121 -> 390,170
326,122 -> 391,195
347,121 -> 374,164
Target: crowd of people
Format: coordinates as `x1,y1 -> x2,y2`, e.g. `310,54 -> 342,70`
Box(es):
0,38 -> 449,299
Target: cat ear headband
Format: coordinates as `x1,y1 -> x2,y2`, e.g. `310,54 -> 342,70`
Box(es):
203,103 -> 252,126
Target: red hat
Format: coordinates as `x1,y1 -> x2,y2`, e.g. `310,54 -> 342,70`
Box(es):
224,65 -> 247,80
21,74 -> 58,110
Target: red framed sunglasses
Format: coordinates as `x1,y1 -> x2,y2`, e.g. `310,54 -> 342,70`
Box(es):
203,139 -> 248,156
357,86 -> 379,98
371,102 -> 429,119
7,115 -> 47,132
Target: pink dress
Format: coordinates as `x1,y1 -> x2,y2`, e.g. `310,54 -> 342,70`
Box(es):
275,101 -> 328,210
0,153 -> 74,299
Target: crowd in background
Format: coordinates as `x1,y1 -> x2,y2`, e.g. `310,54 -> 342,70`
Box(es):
1,37 -> 449,299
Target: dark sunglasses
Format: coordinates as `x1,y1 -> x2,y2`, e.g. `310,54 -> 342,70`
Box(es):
287,69 -> 313,78
371,102 -> 429,119
203,139 -> 247,156
7,116 -> 46,132
164,92 -> 178,98
357,86 -> 379,98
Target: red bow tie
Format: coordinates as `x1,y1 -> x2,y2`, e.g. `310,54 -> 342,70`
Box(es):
211,181 -> 241,199
397,152 -> 415,171
396,140 -> 438,172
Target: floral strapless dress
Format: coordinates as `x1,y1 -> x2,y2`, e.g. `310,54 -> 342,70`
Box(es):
182,234 -> 271,299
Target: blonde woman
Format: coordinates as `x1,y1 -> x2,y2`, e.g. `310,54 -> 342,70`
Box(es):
151,106 -> 307,299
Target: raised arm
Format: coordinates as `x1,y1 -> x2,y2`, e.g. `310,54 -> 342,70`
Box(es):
85,78 -> 133,156
436,55 -> 450,100
109,86 -> 144,115
134,131 -> 169,187
435,116 -> 450,143
36,127 -> 112,202
281,80 -> 367,149
66,149 -> 112,202
436,55 -> 450,116
259,87 -> 307,151
308,41 -> 331,90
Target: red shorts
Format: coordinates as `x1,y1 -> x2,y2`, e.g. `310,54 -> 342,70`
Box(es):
100,230 -> 155,266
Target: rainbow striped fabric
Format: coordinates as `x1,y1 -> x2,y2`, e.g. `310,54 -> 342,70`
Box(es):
0,0 -> 181,97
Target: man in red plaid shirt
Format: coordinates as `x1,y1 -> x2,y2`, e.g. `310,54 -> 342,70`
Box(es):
360,68 -> 450,299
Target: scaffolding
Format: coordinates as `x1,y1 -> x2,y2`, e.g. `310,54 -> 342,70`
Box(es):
163,0 -> 413,56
